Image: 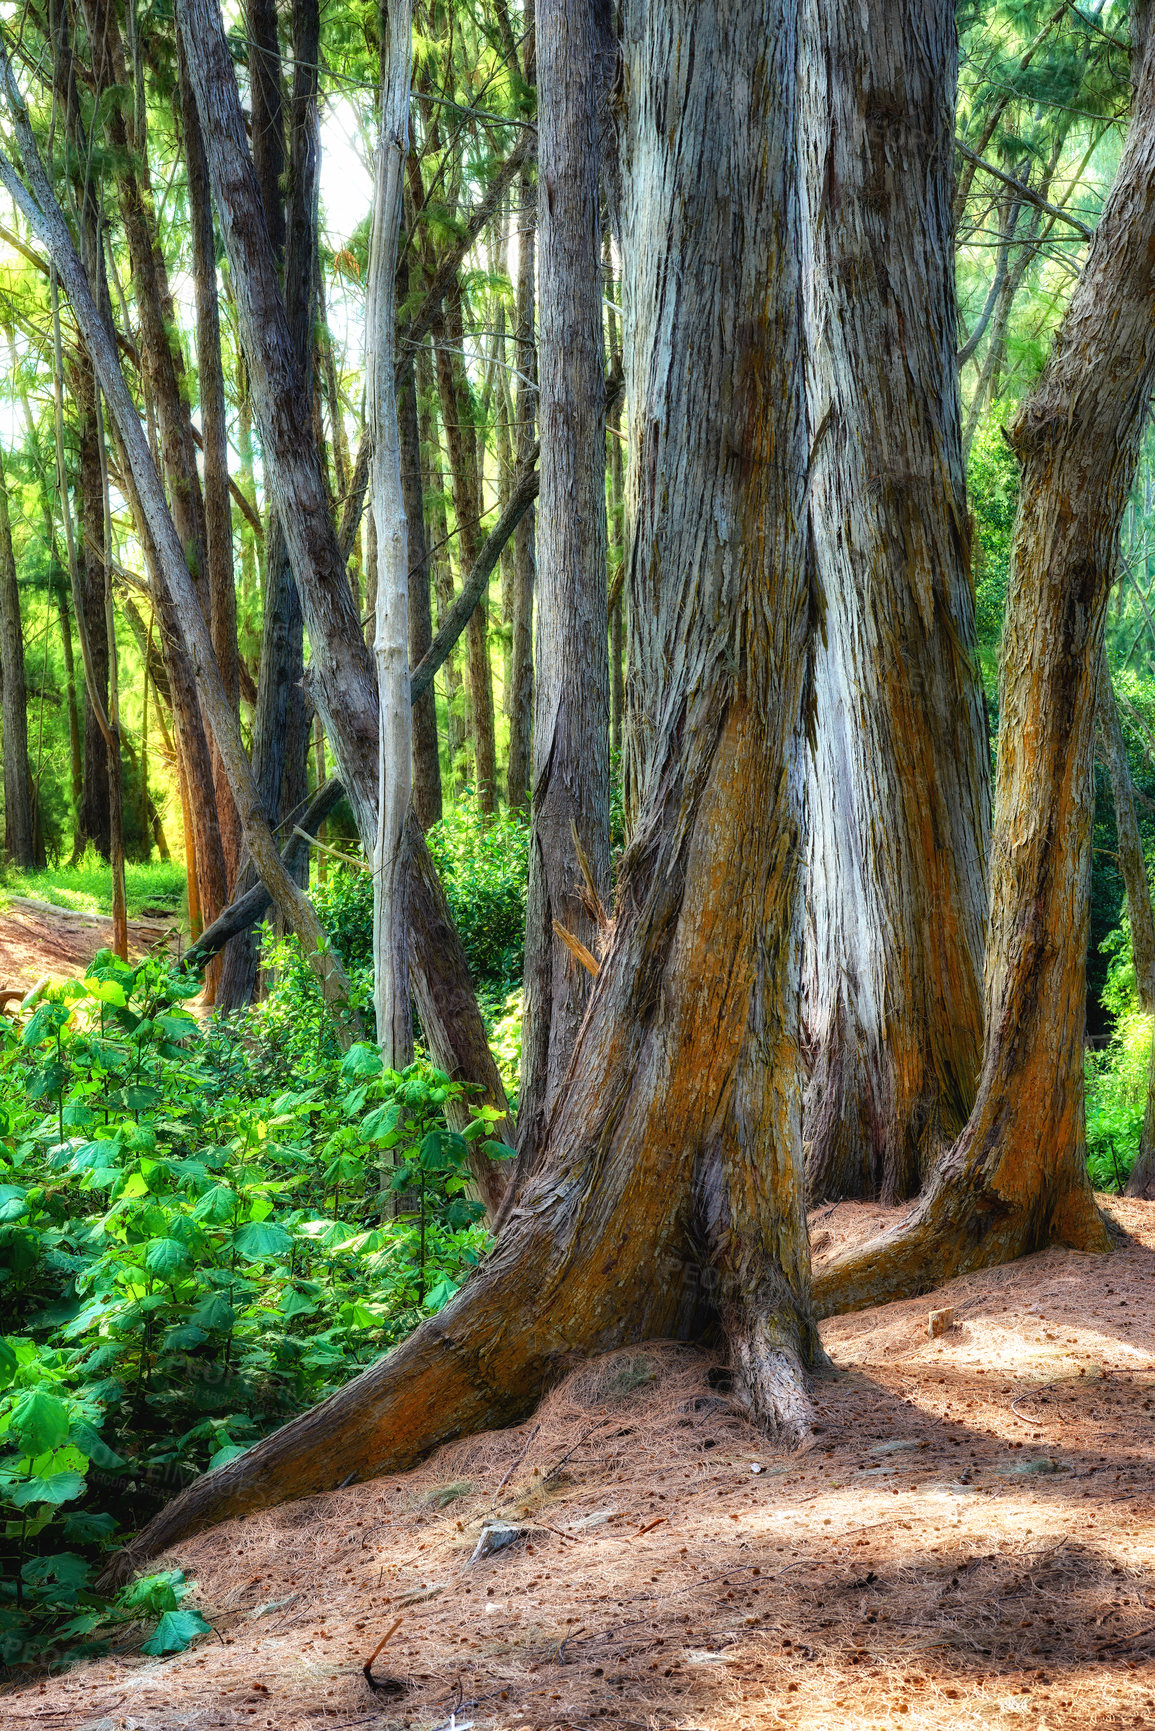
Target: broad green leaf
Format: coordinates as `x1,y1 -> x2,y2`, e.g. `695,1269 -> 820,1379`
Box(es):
85,978 -> 127,1007
68,1423 -> 125,1471
190,1294 -> 235,1331
141,1607 -> 211,1654
208,1442 -> 249,1470
233,1220 -> 294,1260
10,1389 -> 71,1457
0,1338 -> 17,1391
339,1042 -> 382,1081
419,1130 -> 445,1170
193,1185 -> 237,1224
144,1237 -> 190,1277
9,1470 -> 86,1507
280,1287 -> 317,1320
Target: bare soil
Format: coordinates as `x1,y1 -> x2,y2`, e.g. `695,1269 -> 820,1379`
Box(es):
8,1197 -> 1155,1731
0,897 -> 178,997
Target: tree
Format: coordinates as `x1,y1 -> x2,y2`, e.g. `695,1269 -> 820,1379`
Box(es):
100,0 -> 818,1572
0,445 -> 37,868
799,0 -> 990,1204
367,0 -> 414,1065
814,0 -> 1155,1316
516,0 -> 611,1167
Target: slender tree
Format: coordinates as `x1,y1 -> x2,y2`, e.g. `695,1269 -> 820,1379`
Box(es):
0,447 -> 35,867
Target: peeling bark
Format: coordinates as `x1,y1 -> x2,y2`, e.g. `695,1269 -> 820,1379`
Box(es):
799,0 -> 990,1204
815,3 -> 1155,1315
517,0 -> 610,1172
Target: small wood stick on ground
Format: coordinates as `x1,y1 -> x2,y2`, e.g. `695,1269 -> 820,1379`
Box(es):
362,1615 -> 404,1683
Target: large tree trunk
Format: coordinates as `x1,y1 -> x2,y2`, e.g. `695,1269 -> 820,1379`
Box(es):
814,3 -> 1155,1316
106,0 -> 817,1574
0,449 -> 36,868
517,0 -> 610,1169
799,0 -> 991,1205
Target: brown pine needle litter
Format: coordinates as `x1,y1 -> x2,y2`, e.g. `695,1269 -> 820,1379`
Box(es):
7,1196 -> 1155,1730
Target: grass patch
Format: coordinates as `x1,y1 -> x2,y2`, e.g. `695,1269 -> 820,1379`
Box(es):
6,854 -> 188,921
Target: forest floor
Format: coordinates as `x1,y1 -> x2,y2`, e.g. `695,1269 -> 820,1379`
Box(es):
0,896 -> 179,996
8,1197 -> 1155,1731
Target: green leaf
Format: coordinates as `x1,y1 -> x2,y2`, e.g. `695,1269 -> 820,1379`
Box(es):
0,1338 -> 18,1391
190,1294 -> 235,1331
123,1085 -> 161,1111
9,1470 -> 86,1507
193,1185 -> 237,1224
140,1607 -> 211,1655
280,1287 -> 318,1320
361,1101 -> 401,1141
86,978 -> 127,1007
21,1551 -> 91,1588
207,1442 -> 249,1470
233,1220 -> 294,1260
68,1423 -> 126,1472
10,1388 -> 71,1457
162,1325 -> 208,1352
339,1042 -> 383,1081
424,1274 -> 460,1311
419,1130 -> 445,1170
144,1237 -> 190,1276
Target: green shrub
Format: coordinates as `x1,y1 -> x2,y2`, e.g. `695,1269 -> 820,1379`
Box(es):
0,952 -> 509,1670
1085,1006 -> 1151,1192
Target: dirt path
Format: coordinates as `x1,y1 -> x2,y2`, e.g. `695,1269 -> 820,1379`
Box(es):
7,1198 -> 1155,1730
0,896 -> 179,997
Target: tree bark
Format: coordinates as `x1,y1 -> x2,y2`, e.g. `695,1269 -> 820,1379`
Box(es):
0,448 -> 35,868
401,361 -> 442,827
507,84 -> 536,815
517,0 -> 610,1170
434,288 -> 497,814
419,342 -> 467,790
367,0 -> 413,1065
1099,652 -> 1155,1012
798,0 -> 991,1205
179,45 -> 242,890
72,349 -> 111,862
106,0 -> 817,1572
814,4 -> 1155,1316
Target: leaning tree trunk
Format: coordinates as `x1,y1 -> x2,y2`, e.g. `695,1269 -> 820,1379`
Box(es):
814,3 -> 1155,1317
0,449 -> 35,868
516,0 -> 611,1172
799,0 -> 991,1206
101,0 -> 817,1575
0,51 -> 361,1040
171,0 -> 523,1121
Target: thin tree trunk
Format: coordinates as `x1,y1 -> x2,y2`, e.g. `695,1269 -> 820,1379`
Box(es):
218,0 -> 318,1005
419,342 -> 466,792
401,361 -> 442,828
180,45 -> 242,889
506,130 -> 536,813
517,0 -> 611,1170
367,0 -> 413,1064
799,0 -> 991,1205
101,0 -> 816,1575
0,58 -> 361,1041
434,288 -> 497,814
1099,651 -> 1155,1011
72,349 -> 111,862
168,0 -> 517,1112
815,4 -> 1155,1315
0,449 -> 35,867
95,391 -> 128,961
